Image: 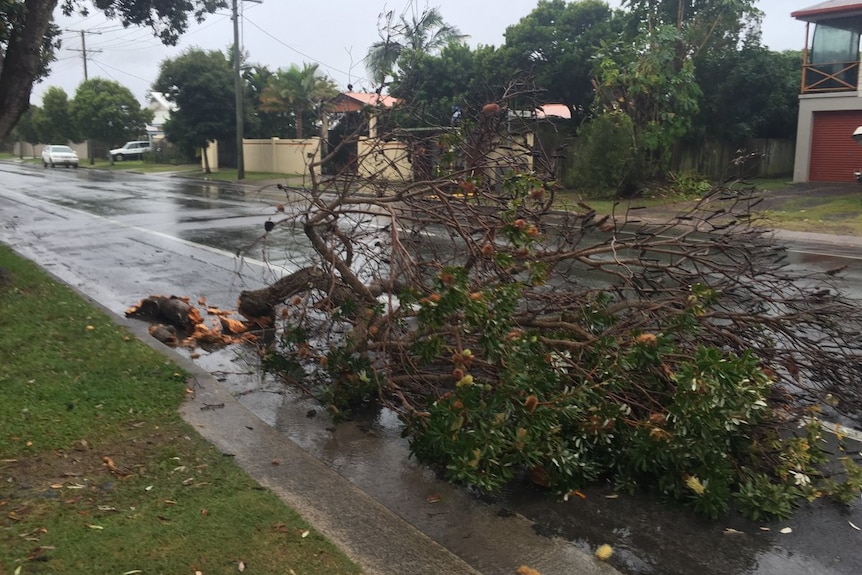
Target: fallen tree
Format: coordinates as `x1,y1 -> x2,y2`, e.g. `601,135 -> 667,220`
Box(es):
227,87 -> 862,520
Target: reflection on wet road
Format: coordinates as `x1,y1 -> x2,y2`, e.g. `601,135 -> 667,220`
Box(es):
1,163 -> 860,575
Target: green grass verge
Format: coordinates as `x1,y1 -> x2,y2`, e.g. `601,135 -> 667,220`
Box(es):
0,245 -> 361,575
758,193 -> 862,236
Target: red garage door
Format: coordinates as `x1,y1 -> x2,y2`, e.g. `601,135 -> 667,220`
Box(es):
810,110 -> 862,181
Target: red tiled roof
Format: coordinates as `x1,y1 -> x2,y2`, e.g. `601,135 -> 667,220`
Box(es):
535,104 -> 571,120
340,92 -> 400,108
792,0 -> 862,21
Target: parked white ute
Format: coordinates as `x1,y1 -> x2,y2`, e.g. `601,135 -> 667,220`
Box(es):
42,145 -> 79,168
109,140 -> 151,161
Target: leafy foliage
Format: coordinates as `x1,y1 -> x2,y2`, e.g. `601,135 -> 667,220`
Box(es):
66,0 -> 227,45
153,48 -> 235,156
70,78 -> 152,149
38,86 -> 78,144
258,63 -> 338,139
242,85 -> 862,519
592,25 -> 701,185
365,5 -> 467,86
502,0 -> 622,123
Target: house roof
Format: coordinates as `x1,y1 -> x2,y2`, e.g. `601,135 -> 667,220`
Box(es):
330,92 -> 401,113
792,0 -> 862,22
535,104 -> 571,120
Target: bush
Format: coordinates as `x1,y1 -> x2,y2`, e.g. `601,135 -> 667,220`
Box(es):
567,111 -> 636,196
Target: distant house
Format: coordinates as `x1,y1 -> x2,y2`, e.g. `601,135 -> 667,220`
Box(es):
146,92 -> 175,143
328,91 -> 401,138
792,0 -> 862,182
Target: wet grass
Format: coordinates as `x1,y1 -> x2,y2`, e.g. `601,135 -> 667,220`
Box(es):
758,193 -> 862,236
0,245 -> 362,575
555,179 -> 862,236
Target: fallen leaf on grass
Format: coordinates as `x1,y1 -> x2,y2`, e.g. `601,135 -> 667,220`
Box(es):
103,456 -> 131,477
86,524 -> 104,530
595,544 -> 614,561
301,530 -> 310,538
122,571 -> 144,574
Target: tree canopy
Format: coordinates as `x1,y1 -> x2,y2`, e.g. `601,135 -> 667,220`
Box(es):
258,63 -> 339,139
153,48 -> 236,160
0,0 -> 224,142
365,5 -> 467,86
70,78 -> 152,152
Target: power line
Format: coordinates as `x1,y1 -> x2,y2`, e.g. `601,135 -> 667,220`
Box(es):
243,15 -> 366,83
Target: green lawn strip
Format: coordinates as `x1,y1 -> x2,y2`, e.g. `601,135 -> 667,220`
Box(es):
181,169 -> 299,182
0,245 -> 361,575
759,194 -> 862,236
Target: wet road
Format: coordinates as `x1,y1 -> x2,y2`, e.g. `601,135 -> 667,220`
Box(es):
1,162 -> 861,575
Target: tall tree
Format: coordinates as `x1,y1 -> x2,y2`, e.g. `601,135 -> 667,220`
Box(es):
365,5 -> 467,86
258,63 -> 339,139
36,86 -> 77,143
0,0 -> 225,142
622,0 -> 762,59
692,46 -> 801,142
502,0 -> 622,121
153,48 -> 235,169
70,78 -> 152,161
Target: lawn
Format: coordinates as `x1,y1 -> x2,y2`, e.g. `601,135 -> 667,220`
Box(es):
0,245 -> 361,575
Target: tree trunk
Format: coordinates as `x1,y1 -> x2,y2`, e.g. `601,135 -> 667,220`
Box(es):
0,0 -> 60,141
238,266 -> 355,324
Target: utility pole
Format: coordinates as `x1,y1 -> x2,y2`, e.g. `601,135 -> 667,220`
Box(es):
67,29 -> 102,81
68,29 -> 102,165
232,0 -> 261,180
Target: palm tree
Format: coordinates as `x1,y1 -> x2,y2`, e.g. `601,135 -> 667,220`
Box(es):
259,63 -> 339,138
365,6 -> 467,86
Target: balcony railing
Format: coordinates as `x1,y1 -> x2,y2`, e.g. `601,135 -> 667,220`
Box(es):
802,61 -> 860,93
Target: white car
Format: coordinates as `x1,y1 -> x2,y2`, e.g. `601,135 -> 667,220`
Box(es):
110,140 -> 151,161
42,145 -> 79,168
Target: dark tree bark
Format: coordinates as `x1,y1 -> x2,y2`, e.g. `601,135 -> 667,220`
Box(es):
0,0 -> 59,142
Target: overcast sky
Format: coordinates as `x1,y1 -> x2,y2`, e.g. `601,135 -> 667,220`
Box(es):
32,0 -> 812,107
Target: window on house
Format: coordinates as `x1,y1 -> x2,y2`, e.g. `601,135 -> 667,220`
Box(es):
807,18 -> 862,90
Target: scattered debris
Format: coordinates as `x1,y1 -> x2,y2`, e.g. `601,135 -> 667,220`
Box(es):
126,294 -> 256,349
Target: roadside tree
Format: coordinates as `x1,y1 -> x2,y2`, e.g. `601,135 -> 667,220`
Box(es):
36,86 -> 77,144
153,48 -> 235,171
0,0 -> 225,143
258,63 -> 339,139
70,78 -> 152,164
365,5 -> 467,87
502,0 -> 622,123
